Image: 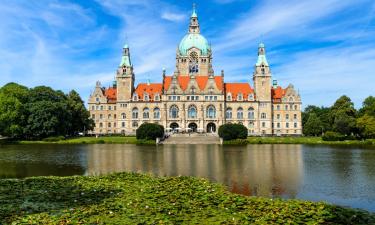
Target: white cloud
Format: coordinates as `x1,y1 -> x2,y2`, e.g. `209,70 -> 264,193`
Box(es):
161,11 -> 186,22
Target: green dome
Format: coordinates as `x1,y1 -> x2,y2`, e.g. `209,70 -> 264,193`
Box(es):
179,33 -> 210,56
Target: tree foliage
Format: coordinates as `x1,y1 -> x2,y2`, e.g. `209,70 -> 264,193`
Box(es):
0,83 -> 93,139
218,123 -> 247,140
136,123 -> 164,140
303,113 -> 323,136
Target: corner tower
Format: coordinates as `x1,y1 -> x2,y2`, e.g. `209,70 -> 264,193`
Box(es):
176,4 -> 213,76
116,44 -> 134,101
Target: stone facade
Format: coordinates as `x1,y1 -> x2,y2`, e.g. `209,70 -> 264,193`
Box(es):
88,7 -> 302,136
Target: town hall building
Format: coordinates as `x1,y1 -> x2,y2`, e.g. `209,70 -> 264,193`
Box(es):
88,6 -> 302,136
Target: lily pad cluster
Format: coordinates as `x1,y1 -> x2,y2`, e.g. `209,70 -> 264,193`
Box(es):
1,172 -> 374,224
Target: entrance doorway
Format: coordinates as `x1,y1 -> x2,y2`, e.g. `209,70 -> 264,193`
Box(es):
207,122 -> 216,133
170,122 -> 179,132
188,123 -> 198,132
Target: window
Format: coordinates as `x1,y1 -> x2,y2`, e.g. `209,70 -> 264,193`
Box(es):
169,105 -> 179,118
206,105 -> 216,119
277,105 -> 280,110
248,121 -> 254,128
277,114 -> 280,120
154,107 -> 160,119
285,105 -> 288,110
262,122 -> 266,128
277,123 -> 280,128
100,106 -> 104,110
227,93 -> 232,101
143,107 -> 149,119
108,106 -> 112,110
108,122 -> 111,128
154,94 -> 160,101
100,114 -> 103,119
108,114 -> 112,119
92,114 -> 95,119
188,105 -> 197,118
91,106 -> 95,110
289,97 -> 294,102
237,107 -> 243,119
286,123 -> 289,128
99,122 -> 103,128
294,114 -> 297,120
294,105 -> 298,110
237,93 -> 243,101
132,108 -> 138,119
96,97 -> 99,102
121,113 -> 126,119
122,122 -> 125,128
261,113 -> 266,119
144,94 -> 149,101
248,94 -> 254,101
132,121 -> 138,128
113,123 -> 116,128
248,107 -> 254,119
286,114 -> 289,120
226,108 -> 232,119
133,94 -> 138,101
294,123 -> 297,128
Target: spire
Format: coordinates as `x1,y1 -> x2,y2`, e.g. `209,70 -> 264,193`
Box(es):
119,43 -> 132,67
256,42 -> 269,66
189,4 -> 200,34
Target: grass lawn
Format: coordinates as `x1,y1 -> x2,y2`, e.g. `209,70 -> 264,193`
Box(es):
1,172 -> 374,224
14,136 -> 155,145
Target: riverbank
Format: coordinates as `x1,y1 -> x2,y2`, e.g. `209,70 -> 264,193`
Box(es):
223,137 -> 375,146
1,172 -> 374,224
2,136 -> 155,145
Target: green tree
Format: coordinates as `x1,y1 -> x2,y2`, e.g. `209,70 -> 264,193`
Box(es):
303,113 -> 323,136
302,105 -> 330,134
359,96 -> 375,117
329,95 -> 357,135
218,124 -> 247,140
136,123 -> 164,140
66,90 -> 94,135
357,114 -> 375,138
0,83 -> 29,138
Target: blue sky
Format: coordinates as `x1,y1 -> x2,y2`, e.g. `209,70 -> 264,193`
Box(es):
0,0 -> 374,108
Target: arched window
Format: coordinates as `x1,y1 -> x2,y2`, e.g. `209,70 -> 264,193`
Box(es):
121,113 -> 126,119
248,121 -> 254,128
154,94 -> 160,101
169,105 -> 179,118
226,107 -> 232,119
248,94 -> 254,101
206,105 -> 216,118
237,107 -> 243,119
133,94 -> 138,101
154,107 -> 160,119
132,108 -> 138,119
188,105 -> 197,118
132,121 -> 138,128
227,93 -> 232,101
143,107 -> 149,119
248,107 -> 255,119
261,113 -> 266,119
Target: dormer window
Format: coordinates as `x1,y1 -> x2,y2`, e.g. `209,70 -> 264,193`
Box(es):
154,94 -> 160,101
133,94 -> 138,101
144,93 -> 149,101
227,93 -> 232,101
248,94 -> 254,101
237,93 -> 243,101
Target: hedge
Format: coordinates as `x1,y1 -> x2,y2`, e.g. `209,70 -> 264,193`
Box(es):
136,123 -> 164,140
218,123 -> 248,140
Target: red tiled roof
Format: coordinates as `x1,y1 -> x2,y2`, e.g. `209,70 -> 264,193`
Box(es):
134,83 -> 162,101
163,75 -> 223,91
104,87 -> 117,103
272,86 -> 286,100
224,83 -> 254,100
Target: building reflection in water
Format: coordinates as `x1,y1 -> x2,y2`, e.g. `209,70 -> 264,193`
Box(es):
86,144 -> 303,199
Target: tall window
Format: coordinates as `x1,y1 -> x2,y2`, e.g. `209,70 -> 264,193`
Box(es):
226,108 -> 232,119
248,107 -> 254,119
237,107 -> 243,119
143,107 -> 149,119
169,105 -> 179,118
154,94 -> 160,101
206,105 -> 216,119
286,114 -> 289,120
189,52 -> 199,73
132,108 -> 138,119
122,122 -> 125,128
121,113 -> 126,119
188,105 -> 197,118
294,114 -> 297,120
237,93 -> 243,101
227,93 -> 232,101
261,113 -> 266,119
154,108 -> 160,119
144,94 -> 149,101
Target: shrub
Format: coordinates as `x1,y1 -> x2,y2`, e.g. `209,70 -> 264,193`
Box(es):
322,131 -> 345,141
218,123 -> 247,141
136,123 -> 164,140
42,136 -> 65,142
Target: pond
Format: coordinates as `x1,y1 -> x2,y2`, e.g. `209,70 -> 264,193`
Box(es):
0,144 -> 374,212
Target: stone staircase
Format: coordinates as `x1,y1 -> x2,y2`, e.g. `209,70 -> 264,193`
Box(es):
161,133 -> 221,145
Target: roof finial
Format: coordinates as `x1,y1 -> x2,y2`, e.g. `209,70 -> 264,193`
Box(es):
192,3 -> 197,18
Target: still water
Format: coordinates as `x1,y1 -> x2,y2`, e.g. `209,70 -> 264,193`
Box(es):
0,144 -> 374,212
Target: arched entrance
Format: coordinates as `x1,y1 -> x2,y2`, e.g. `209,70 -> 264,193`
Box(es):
170,122 -> 179,132
188,123 -> 198,132
207,122 -> 216,133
